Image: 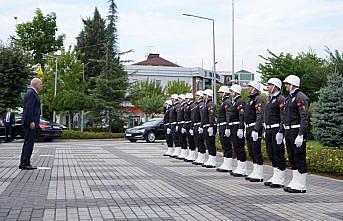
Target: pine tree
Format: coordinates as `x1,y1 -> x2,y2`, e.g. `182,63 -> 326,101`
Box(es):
92,0 -> 128,132
76,7 -> 107,80
311,73 -> 343,147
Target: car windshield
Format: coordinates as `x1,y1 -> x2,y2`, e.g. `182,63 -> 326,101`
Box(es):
142,118 -> 162,126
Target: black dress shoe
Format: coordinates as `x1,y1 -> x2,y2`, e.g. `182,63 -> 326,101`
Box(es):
288,188 -> 306,193
245,176 -> 251,180
283,186 -> 290,192
270,183 -> 284,188
231,173 -> 247,177
264,181 -> 272,186
205,165 -> 216,168
216,168 -> 229,172
250,178 -> 263,182
19,165 -> 37,170
193,162 -> 202,165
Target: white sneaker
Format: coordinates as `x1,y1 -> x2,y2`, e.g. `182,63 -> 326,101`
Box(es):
216,158 -> 233,172
163,147 -> 174,156
249,164 -> 264,182
186,151 -> 197,162
246,163 -> 257,180
204,155 -> 216,168
270,169 -> 285,188
288,171 -> 307,193
264,167 -> 277,186
177,149 -> 188,159
171,147 -> 181,158
193,153 -> 206,165
284,170 -> 297,192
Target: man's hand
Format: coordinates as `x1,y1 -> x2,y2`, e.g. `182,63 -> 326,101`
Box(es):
208,127 -> 214,136
276,132 -> 283,145
237,129 -> 244,139
251,131 -> 258,141
30,122 -> 35,129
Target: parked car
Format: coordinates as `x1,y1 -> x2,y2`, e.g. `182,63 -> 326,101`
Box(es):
0,117 -> 63,142
125,118 -> 165,143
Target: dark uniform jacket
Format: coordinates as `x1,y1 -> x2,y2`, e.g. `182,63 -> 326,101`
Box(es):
192,100 -> 203,125
164,106 -> 171,128
184,101 -> 195,126
218,97 -> 232,124
244,93 -> 264,132
264,92 -> 286,133
177,102 -> 187,123
284,89 -> 309,136
230,95 -> 245,129
201,99 -> 216,127
169,102 -> 180,125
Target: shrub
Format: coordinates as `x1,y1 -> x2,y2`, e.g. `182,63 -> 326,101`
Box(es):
61,130 -> 124,139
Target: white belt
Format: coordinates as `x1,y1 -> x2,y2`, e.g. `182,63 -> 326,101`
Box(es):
193,122 -> 201,126
184,121 -> 191,124
245,122 -> 256,128
264,123 -> 280,129
171,122 -> 177,125
228,122 -> 240,126
203,124 -> 216,127
178,121 -> 185,124
164,123 -> 170,126
284,124 -> 300,130
218,122 -> 227,126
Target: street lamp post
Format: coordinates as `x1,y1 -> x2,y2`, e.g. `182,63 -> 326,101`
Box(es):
42,53 -> 58,122
182,13 -> 217,104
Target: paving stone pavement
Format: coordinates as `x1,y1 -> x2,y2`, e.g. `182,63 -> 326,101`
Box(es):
0,140 -> 342,221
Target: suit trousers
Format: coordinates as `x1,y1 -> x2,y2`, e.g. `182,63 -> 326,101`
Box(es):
20,126 -> 37,166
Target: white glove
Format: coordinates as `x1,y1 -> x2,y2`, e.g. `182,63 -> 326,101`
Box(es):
167,128 -> 171,134
181,128 -> 186,134
189,129 -> 194,136
276,132 -> 283,145
208,127 -> 214,136
294,135 -> 304,148
252,131 -> 258,141
224,129 -> 230,137
198,127 -> 204,134
176,126 -> 178,131
263,132 -> 266,139
244,129 -> 246,138
237,129 -> 244,139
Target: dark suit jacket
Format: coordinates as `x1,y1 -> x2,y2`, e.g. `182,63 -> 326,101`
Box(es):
2,112 -> 15,125
22,88 -> 41,127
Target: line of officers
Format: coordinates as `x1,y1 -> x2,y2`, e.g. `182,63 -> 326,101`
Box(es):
163,75 -> 309,193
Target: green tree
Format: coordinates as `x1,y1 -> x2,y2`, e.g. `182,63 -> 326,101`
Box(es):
0,42 -> 32,112
165,80 -> 191,95
14,8 -> 65,67
90,2 -> 128,132
54,91 -> 92,130
258,50 -> 327,102
325,48 -> 343,76
41,47 -> 86,118
311,73 -> 343,147
129,79 -> 166,117
76,7 -> 107,81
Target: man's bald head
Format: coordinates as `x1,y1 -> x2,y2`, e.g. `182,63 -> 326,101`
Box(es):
31,78 -> 43,92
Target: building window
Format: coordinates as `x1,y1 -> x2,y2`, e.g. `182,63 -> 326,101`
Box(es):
240,73 -> 253,81
155,80 -> 161,85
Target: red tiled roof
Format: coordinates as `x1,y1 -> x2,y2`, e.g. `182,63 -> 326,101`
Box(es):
133,53 -> 181,67
127,106 -> 144,114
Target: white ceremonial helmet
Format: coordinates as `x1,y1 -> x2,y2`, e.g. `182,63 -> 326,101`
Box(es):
248,80 -> 261,91
185,93 -> 193,99
195,90 -> 204,96
164,100 -> 172,106
230,84 -> 242,94
267,78 -> 282,89
203,89 -> 213,97
171,94 -> 179,100
283,75 -> 300,87
178,94 -> 186,100
218,85 -> 230,94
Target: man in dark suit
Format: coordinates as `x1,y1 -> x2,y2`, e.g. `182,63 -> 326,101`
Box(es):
3,108 -> 15,142
19,78 -> 42,170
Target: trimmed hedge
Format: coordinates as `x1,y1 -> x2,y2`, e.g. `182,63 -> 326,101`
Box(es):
61,130 -> 124,139
215,138 -> 343,176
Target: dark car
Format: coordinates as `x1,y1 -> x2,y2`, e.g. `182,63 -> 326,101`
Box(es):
0,118 -> 63,142
125,118 -> 165,143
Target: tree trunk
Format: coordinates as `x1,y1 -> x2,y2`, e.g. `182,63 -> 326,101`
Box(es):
68,111 -> 72,130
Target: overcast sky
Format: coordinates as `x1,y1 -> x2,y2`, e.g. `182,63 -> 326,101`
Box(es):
1,0 -> 343,76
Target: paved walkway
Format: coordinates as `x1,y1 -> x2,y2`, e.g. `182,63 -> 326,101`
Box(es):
0,140 -> 342,221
